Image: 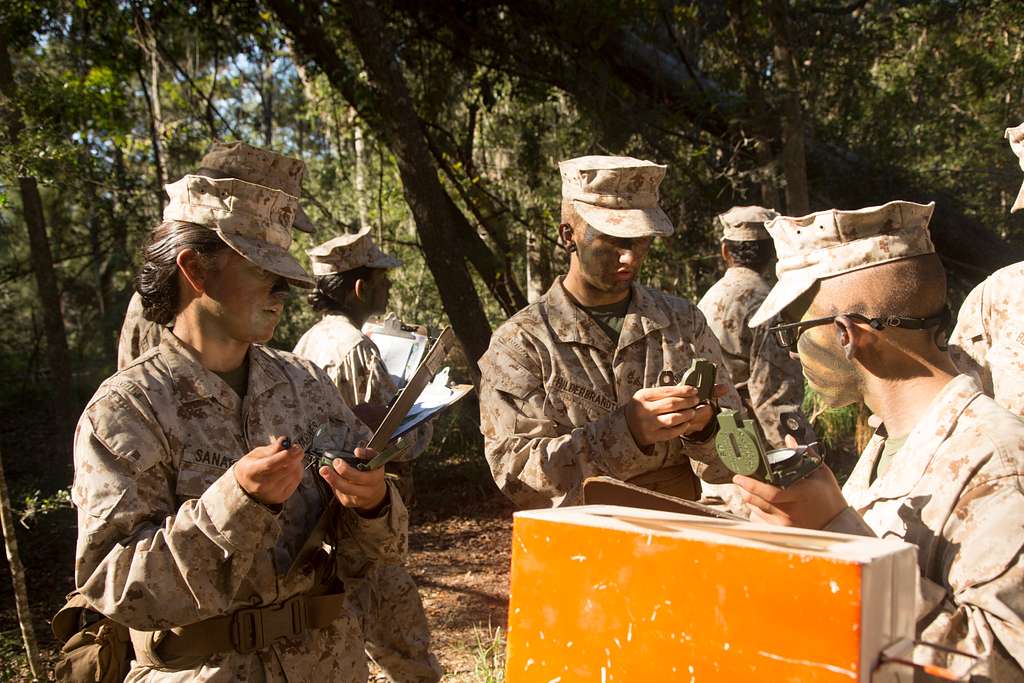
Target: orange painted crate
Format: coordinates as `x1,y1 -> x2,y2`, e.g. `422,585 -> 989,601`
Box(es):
506,506 -> 916,682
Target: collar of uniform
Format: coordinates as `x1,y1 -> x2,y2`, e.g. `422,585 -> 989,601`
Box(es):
543,277 -> 671,352
616,282 -> 671,351
157,329 -> 288,406
246,344 -> 290,401
723,266 -> 767,285
157,328 -> 235,405
846,374 -> 984,507
544,276 -> 613,351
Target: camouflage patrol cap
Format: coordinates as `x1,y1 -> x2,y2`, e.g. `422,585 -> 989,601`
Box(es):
1006,123 -> 1024,213
163,173 -> 314,288
749,200 -> 936,327
196,140 -> 317,233
307,227 -> 401,276
559,155 -> 674,238
717,205 -> 777,241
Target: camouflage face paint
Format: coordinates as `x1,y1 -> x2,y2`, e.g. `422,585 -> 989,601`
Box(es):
575,225 -> 652,295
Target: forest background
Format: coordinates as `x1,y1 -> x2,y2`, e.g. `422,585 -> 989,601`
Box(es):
0,0 -> 1023,679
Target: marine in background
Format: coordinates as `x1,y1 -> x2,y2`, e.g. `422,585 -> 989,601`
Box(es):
479,155 -> 741,509
697,205 -> 815,448
293,228 -> 441,682
948,122 -> 1024,416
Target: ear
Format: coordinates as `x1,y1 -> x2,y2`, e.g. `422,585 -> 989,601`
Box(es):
558,223 -> 576,252
720,241 -> 731,264
833,315 -> 866,361
353,277 -> 367,302
176,249 -> 207,296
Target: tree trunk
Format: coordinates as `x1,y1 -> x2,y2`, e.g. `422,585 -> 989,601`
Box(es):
526,226 -> 552,303
767,0 -> 810,216
0,449 -> 42,681
0,33 -> 75,450
138,65 -> 166,212
423,128 -> 529,314
270,0 -> 494,370
261,49 -> 274,147
352,110 -> 370,232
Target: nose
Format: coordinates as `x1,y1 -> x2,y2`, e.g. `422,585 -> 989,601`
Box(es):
789,351 -> 801,361
619,249 -> 638,267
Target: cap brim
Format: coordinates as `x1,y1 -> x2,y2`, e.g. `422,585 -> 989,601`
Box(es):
748,271 -> 817,328
573,202 -> 675,238
217,231 -> 315,288
293,206 -> 316,233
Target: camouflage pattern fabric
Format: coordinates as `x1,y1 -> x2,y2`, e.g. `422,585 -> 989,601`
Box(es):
308,228 -> 401,276
195,140 -> 316,233
750,200 -> 937,327
948,261 -> 1024,417
292,314 -> 432,463
116,292 -> 164,371
479,277 -> 742,509
163,174 -> 313,288
558,156 -> 675,238
697,267 -> 814,449
293,313 -> 439,682
825,375 -> 1024,677
715,205 -> 776,242
74,329 -> 408,682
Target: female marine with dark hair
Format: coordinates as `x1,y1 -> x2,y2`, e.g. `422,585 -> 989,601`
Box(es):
71,144 -> 406,682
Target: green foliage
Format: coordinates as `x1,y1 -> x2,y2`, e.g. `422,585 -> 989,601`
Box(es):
16,486 -> 72,527
0,629 -> 31,683
468,623 -> 506,683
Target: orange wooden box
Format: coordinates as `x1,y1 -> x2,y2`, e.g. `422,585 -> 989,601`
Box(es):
506,506 -> 917,682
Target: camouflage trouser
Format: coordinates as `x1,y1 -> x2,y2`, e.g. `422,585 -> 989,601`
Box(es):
346,563 -> 441,683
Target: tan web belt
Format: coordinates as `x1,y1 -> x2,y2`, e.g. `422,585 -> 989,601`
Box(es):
155,592 -> 346,657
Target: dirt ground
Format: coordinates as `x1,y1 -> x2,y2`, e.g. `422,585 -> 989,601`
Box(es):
0,399 -> 515,682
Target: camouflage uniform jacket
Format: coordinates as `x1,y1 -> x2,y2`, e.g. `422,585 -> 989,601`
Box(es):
479,277 -> 740,509
292,314 -> 431,461
696,267 -> 814,448
949,261 -> 1024,417
73,329 -> 409,682
825,375 -> 1024,677
116,292 -> 165,371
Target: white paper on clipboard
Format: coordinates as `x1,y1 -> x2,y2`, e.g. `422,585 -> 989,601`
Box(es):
390,367 -> 473,441
364,320 -> 428,386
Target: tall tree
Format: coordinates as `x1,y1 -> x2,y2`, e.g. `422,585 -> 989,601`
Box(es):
0,27 -> 74,450
269,0 -> 497,368
767,0 -> 810,215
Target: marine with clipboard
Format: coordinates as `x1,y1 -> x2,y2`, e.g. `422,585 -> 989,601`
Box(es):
294,229 -> 470,683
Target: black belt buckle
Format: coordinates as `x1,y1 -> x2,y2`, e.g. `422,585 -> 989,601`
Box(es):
231,596 -> 308,654
231,606 -> 264,654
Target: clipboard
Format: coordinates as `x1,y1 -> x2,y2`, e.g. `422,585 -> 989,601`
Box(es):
360,326 -> 458,468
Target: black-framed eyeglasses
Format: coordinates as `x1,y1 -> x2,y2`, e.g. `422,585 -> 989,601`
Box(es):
767,308 -> 951,350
